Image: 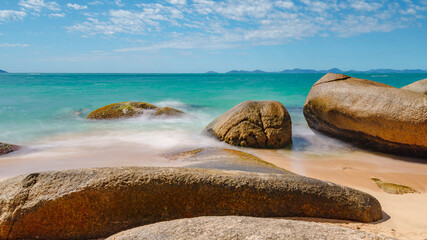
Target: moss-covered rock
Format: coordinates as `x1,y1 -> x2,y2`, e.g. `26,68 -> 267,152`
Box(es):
153,107 -> 185,117
371,178 -> 419,194
0,167 -> 382,239
0,143 -> 20,156
86,102 -> 185,119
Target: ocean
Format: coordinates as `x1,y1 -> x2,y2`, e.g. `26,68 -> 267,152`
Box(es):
0,73 -> 426,174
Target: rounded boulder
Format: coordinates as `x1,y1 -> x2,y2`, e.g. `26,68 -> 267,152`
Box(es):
205,101 -> 292,148
303,73 -> 427,158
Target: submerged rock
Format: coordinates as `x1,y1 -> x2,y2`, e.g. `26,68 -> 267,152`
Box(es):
165,147 -> 287,174
303,73 -> 427,158
107,216 -> 394,240
86,102 -> 185,119
205,101 -> 292,148
0,167 -> 381,239
0,143 -> 20,156
401,78 -> 427,95
371,178 -> 419,195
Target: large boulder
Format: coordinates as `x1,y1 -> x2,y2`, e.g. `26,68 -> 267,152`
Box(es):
107,216 -> 394,240
401,78 -> 427,95
303,73 -> 427,158
86,102 -> 185,119
205,101 -> 292,148
0,167 -> 381,239
165,147 -> 287,174
0,143 -> 20,156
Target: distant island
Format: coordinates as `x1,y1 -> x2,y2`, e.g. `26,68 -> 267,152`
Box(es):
0,69 -> 7,73
206,68 -> 427,74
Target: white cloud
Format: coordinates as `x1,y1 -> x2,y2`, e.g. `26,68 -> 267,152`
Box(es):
0,43 -> 30,47
167,0 -> 187,5
67,3 -> 88,10
88,1 -> 103,5
49,13 -> 66,17
0,10 -> 27,21
67,0 -> 427,50
275,1 -> 295,9
115,0 -> 124,7
350,1 -> 382,12
19,0 -> 61,12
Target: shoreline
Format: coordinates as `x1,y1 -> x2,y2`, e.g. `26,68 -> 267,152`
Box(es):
249,149 -> 427,240
1,137 -> 426,239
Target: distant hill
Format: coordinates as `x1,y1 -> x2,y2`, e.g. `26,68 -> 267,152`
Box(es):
223,68 -> 427,74
0,69 -> 7,73
227,69 -> 266,74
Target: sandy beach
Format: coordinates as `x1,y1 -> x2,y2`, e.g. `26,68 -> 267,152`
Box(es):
249,149 -> 427,240
1,136 -> 426,239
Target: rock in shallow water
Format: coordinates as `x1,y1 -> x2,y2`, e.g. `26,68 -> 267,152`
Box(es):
401,78 -> 427,95
86,101 -> 185,119
205,101 -> 292,148
107,216 -> 394,240
0,167 -> 381,239
0,143 -> 20,156
165,147 -> 287,174
303,73 -> 427,158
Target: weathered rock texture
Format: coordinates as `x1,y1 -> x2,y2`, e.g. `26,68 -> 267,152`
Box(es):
86,102 -> 185,119
303,73 -> 427,158
401,78 -> 427,95
107,216 -> 394,240
205,101 -> 292,148
0,143 -> 20,156
165,147 -> 287,174
0,167 -> 382,239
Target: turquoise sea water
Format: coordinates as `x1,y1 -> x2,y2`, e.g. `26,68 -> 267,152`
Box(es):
1,73 -> 426,155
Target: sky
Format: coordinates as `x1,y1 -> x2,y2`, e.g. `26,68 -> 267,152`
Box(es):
0,0 -> 426,73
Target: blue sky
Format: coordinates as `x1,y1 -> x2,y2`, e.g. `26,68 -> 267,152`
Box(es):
0,0 -> 426,73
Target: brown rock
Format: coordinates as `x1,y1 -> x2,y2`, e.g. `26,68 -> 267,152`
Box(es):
107,216 -> 394,240
205,101 -> 292,148
165,147 -> 288,174
401,78 -> 427,95
0,167 -> 382,239
86,102 -> 185,119
0,143 -> 20,155
303,73 -> 427,158
153,107 -> 185,117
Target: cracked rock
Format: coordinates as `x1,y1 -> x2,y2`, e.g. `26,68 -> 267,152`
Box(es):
204,101 -> 292,148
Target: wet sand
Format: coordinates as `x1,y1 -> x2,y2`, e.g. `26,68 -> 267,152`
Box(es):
0,139 -> 426,239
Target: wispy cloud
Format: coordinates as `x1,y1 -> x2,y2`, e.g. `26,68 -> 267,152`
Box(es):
19,0 -> 61,12
0,10 -> 27,21
0,43 -> 30,47
67,3 -> 88,10
49,13 -> 66,17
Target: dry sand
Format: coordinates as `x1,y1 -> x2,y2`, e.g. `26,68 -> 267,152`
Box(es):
0,141 -> 426,240
249,149 -> 427,240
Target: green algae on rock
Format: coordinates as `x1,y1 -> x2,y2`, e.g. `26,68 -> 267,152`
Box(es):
205,101 -> 292,148
0,167 -> 382,239
165,147 -> 287,174
371,178 -> 419,195
303,73 -> 427,158
0,143 -> 20,156
86,102 -> 185,119
106,216 -> 395,240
